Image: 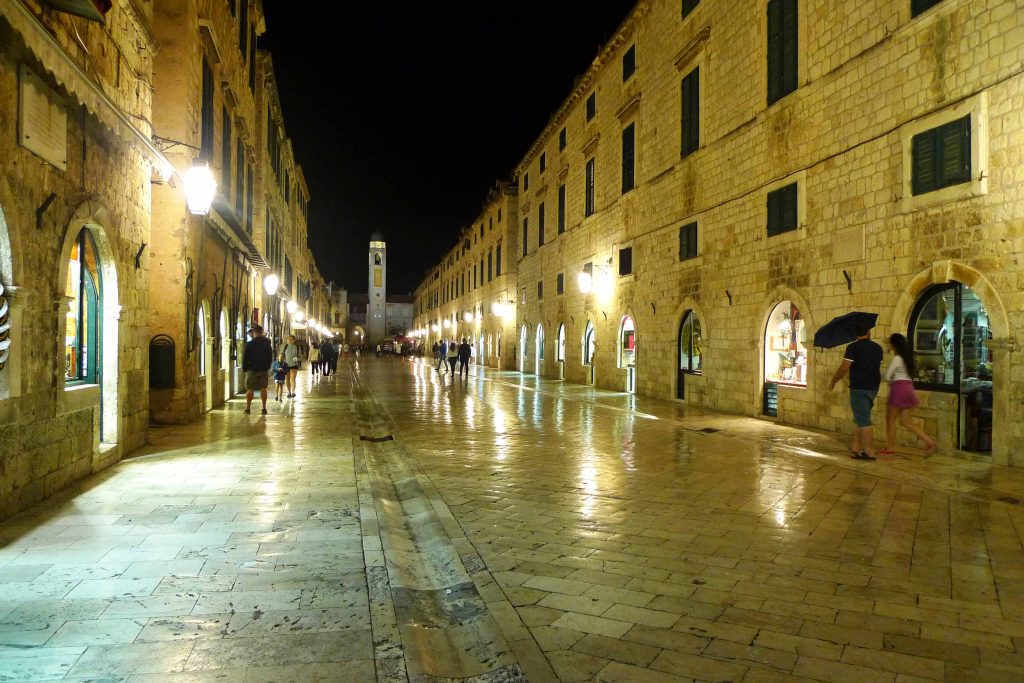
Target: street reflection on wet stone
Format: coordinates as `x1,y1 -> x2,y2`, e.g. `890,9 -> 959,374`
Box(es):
2,359 -> 1024,682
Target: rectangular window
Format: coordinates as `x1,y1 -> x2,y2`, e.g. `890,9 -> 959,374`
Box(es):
766,182 -> 798,236
912,115 -> 971,196
200,59 -> 215,160
239,0 -> 249,55
622,44 -> 636,81
619,247 -> 633,276
248,28 -> 257,91
537,281 -> 544,300
524,172 -> 529,191
585,158 -> 596,216
538,202 -> 545,246
586,92 -> 596,121
496,243 -> 503,275
679,222 -> 698,260
559,126 -> 567,150
681,67 -> 700,157
487,251 -> 493,281
235,140 -> 244,215
557,272 -> 564,295
222,106 -> 232,198
621,123 -> 635,193
539,152 -> 546,173
229,0 -> 236,16
682,0 -> 699,18
767,0 -> 798,105
480,223 -> 484,238
557,183 -> 566,234
522,218 -> 528,257
246,164 -> 254,233
911,0 -> 943,17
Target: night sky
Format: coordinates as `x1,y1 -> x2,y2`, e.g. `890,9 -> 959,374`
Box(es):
260,1 -> 637,295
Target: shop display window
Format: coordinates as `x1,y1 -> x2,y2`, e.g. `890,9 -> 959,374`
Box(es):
583,322 -> 595,365
65,229 -> 101,384
764,301 -> 806,386
909,283 -> 992,391
679,311 -> 703,374
620,317 -> 636,368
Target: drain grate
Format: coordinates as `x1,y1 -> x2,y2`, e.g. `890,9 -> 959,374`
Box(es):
998,496 -> 1021,505
698,427 -> 721,434
360,435 -> 395,442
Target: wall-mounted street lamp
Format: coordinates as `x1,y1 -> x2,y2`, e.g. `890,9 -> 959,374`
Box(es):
263,273 -> 279,296
294,310 -> 305,323
577,271 -> 593,294
183,163 -> 217,216
464,312 -> 475,323
431,323 -> 439,333
286,300 -> 298,315
442,319 -> 451,329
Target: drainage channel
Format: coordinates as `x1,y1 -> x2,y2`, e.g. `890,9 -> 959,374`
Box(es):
350,367 -> 526,682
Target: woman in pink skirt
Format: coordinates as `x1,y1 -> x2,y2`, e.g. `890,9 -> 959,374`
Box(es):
878,333 -> 936,455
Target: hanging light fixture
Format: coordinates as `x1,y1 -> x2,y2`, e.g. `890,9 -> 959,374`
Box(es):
464,312 -> 474,323
183,163 -> 217,216
263,273 -> 279,296
286,300 -> 298,315
578,270 -> 593,294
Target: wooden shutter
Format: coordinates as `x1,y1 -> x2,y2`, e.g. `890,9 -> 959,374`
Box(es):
781,183 -> 798,232
682,0 -> 699,19
767,0 -> 783,104
939,116 -> 971,186
586,158 -> 596,216
767,0 -> 797,104
781,0 -> 798,96
558,184 -> 566,233
621,124 -> 635,193
681,67 -> 699,157
680,222 -> 697,260
522,219 -> 528,257
539,202 -> 545,245
767,183 -> 797,236
911,130 -> 936,195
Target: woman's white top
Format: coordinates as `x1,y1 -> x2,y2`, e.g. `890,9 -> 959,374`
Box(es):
283,343 -> 301,365
884,355 -> 912,382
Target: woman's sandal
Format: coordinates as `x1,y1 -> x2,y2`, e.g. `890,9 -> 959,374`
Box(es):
850,451 -> 876,461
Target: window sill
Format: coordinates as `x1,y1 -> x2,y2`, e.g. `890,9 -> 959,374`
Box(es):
766,226 -> 806,245
679,255 -> 702,268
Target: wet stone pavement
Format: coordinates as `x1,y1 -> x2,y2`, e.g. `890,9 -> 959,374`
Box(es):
2,359 -> 1024,681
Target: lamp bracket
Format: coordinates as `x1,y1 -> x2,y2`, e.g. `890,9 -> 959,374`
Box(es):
153,135 -> 201,152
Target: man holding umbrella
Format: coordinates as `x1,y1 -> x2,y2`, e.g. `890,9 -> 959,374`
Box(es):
826,319 -> 883,460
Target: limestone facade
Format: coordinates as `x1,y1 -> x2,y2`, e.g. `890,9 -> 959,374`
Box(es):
0,0 -> 328,520
414,182 -> 520,370
414,0 -> 1024,465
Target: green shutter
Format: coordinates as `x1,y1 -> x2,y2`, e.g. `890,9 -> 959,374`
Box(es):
911,130 -> 936,195
681,67 -> 699,157
767,0 -> 783,104
939,116 -> 971,186
781,0 -> 798,96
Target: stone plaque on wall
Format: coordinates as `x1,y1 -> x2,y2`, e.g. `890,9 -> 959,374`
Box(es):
832,225 -> 865,264
18,65 -> 67,171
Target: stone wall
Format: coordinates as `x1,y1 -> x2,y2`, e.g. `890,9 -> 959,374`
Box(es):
415,0 -> 1024,465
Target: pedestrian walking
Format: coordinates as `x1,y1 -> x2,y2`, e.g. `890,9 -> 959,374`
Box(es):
446,339 -> 458,375
458,337 -> 472,378
309,341 -> 321,375
331,339 -> 341,372
272,354 -> 288,401
878,333 -> 936,455
282,334 -> 301,398
376,343 -> 382,357
828,320 -> 883,460
437,340 -> 448,373
242,325 -> 274,414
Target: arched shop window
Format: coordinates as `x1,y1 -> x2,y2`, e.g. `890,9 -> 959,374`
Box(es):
556,324 -> 566,362
583,321 -> 596,365
64,229 -> 101,384
909,283 -> 993,391
619,316 -> 636,368
197,310 -> 207,377
764,301 -> 807,386
679,311 -> 703,374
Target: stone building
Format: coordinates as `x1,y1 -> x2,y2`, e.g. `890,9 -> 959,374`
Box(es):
414,0 -> 1024,466
0,0 -> 329,520
0,1 -> 163,518
414,181 -> 520,369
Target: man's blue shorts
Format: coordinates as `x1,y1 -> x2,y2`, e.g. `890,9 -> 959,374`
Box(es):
850,389 -> 878,428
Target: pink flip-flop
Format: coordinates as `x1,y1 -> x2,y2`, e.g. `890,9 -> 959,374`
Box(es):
876,449 -> 896,456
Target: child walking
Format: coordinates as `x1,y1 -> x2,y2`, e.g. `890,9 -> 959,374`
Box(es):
272,354 -> 288,402
879,333 -> 936,455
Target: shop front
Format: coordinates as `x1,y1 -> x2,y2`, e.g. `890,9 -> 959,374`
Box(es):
909,282 -> 993,452
763,301 -> 807,417
619,316 -> 636,393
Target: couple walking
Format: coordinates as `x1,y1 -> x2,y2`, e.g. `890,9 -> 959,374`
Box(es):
828,322 -> 935,460
435,338 -> 472,377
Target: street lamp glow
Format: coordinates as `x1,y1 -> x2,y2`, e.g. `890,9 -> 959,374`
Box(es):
286,300 -> 298,315
183,163 -> 217,215
578,271 -> 593,294
442,319 -> 451,329
263,273 -> 279,295
464,312 -> 474,323
431,323 -> 439,333
294,310 -> 305,323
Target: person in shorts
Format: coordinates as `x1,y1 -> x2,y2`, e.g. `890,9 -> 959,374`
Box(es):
272,354 -> 288,402
828,321 -> 883,460
878,333 -> 936,455
243,325 -> 273,414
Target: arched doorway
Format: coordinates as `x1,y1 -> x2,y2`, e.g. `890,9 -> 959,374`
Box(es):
486,333 -> 493,367
220,310 -> 230,400
619,316 -> 636,393
583,320 -> 595,385
556,323 -> 566,379
763,301 -> 808,417
519,324 -> 528,373
535,323 -> 545,376
198,303 -> 212,411
60,223 -> 120,445
496,332 -> 502,362
677,310 -> 703,399
0,205 -> 12,401
909,282 -> 994,452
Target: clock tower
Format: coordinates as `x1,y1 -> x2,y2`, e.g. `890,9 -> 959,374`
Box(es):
367,233 -> 386,346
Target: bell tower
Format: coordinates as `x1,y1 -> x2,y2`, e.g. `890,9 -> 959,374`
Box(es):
367,232 -> 386,346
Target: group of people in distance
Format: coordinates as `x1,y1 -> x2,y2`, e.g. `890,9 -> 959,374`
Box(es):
241,328 -> 342,414
433,339 -> 472,378
828,322 -> 936,460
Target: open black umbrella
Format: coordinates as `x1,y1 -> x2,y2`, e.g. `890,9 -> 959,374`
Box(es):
814,312 -> 878,349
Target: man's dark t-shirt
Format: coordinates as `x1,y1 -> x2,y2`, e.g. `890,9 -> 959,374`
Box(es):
458,342 -> 471,361
844,338 -> 883,391
243,336 -> 274,373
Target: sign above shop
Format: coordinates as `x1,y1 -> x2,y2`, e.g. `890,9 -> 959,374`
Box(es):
18,65 -> 67,171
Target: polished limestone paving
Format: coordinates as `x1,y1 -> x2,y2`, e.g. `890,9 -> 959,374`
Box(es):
2,359 -> 1024,681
